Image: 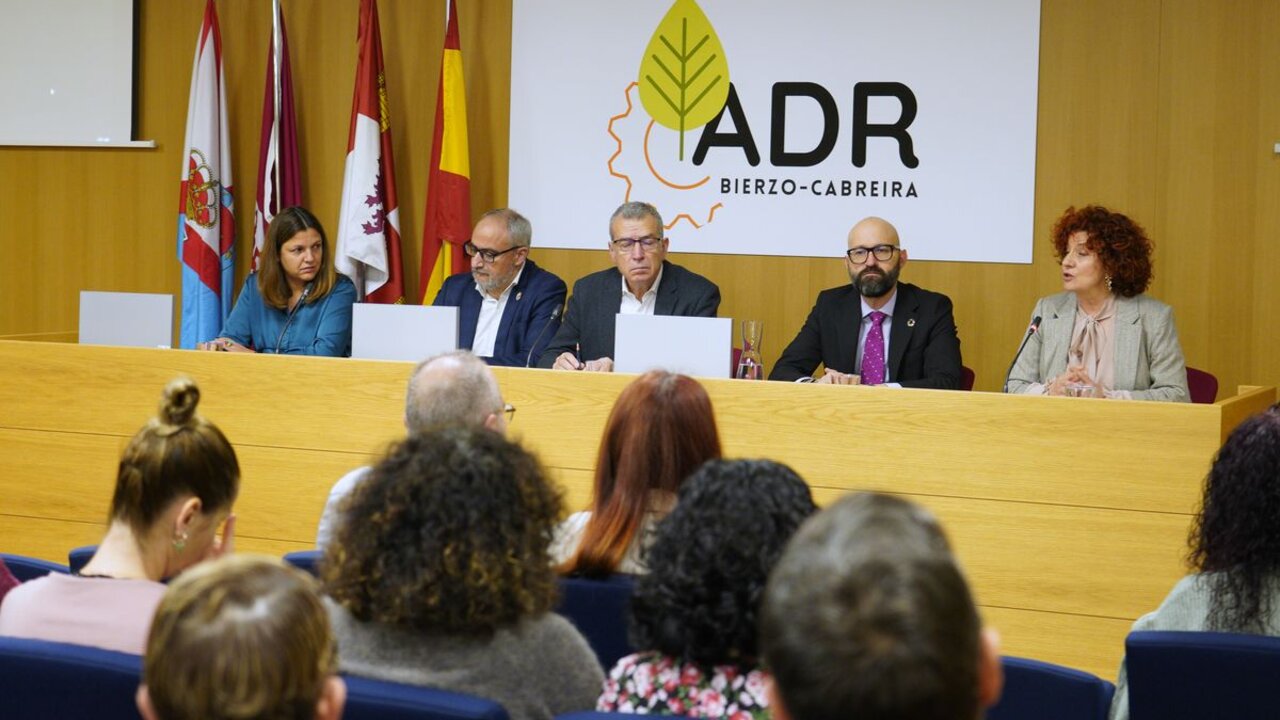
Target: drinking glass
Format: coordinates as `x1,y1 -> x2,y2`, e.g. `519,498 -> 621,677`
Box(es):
736,320 -> 764,380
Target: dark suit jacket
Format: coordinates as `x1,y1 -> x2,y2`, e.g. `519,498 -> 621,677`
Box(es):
433,258 -> 567,367
769,282 -> 963,389
537,261 -> 721,367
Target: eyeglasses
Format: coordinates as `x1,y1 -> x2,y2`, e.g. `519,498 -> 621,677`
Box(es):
464,241 -> 519,264
502,403 -> 516,422
612,235 -> 663,252
846,245 -> 899,264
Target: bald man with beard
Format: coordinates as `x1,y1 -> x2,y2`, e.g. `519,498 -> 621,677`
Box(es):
770,217 -> 963,388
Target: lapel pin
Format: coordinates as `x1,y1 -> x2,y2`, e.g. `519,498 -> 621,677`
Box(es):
516,291 -> 523,301
907,318 -> 916,327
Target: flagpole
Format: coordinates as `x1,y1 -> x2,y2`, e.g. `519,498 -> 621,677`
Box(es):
271,0 -> 282,215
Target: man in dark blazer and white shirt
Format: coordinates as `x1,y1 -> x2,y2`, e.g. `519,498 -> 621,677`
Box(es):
538,201 -> 720,371
770,216 -> 962,389
433,208 -> 567,367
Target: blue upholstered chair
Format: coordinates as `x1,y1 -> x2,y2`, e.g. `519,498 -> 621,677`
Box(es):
555,574 -> 637,669
283,549 -> 324,577
0,553 -> 69,581
344,675 -> 510,720
0,636 -> 142,719
68,545 -> 97,574
987,655 -> 1115,720
1125,630 -> 1280,720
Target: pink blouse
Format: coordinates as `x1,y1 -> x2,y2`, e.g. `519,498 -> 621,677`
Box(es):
0,572 -> 167,655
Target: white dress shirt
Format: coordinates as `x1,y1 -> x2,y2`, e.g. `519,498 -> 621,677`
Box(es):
619,265 -> 664,315
471,264 -> 525,357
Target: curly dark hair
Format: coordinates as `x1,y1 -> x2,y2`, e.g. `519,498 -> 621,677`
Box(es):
629,459 -> 816,667
1189,406 -> 1280,631
1051,205 -> 1154,297
322,427 -> 563,636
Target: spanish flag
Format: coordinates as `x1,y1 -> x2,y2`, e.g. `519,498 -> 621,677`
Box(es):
418,0 -> 471,304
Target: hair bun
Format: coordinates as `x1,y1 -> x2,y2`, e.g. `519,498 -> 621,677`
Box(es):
160,377 -> 201,426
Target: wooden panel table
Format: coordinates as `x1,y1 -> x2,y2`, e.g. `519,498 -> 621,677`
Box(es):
0,340 -> 1272,677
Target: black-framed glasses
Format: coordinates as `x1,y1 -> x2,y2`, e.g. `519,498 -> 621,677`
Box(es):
846,244 -> 899,264
612,235 -> 663,252
464,241 -> 519,263
502,403 -> 516,422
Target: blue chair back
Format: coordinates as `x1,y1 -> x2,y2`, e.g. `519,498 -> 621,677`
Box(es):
283,549 -> 324,577
344,675 -> 509,720
1125,630 -> 1280,719
987,655 -> 1114,720
555,574 -> 637,669
68,545 -> 98,574
0,553 -> 69,581
0,636 -> 142,719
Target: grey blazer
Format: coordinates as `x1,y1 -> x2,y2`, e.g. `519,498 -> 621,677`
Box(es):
1006,292 -> 1189,402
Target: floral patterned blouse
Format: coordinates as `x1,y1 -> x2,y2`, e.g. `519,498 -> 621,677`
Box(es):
597,651 -> 770,720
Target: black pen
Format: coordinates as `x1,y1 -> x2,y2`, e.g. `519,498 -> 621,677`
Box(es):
574,342 -> 584,370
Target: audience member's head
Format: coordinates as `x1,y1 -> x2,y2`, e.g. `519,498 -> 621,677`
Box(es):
467,208 -> 533,298
404,350 -> 508,434
1050,204 -> 1154,298
137,554 -> 344,720
258,205 -> 339,309
608,201 -> 669,296
761,493 -> 1002,720
562,370 -> 722,575
630,459 -> 816,668
323,427 -> 562,635
107,377 -> 239,579
1190,405 -> 1280,631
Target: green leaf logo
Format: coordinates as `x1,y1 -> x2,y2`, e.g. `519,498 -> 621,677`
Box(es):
637,0 -> 731,161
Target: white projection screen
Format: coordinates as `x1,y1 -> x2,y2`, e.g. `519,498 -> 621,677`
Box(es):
0,0 -> 139,146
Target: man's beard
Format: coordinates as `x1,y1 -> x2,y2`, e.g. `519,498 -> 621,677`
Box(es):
474,271 -> 507,296
853,264 -> 900,298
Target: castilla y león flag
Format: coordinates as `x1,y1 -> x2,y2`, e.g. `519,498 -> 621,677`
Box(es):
177,0 -> 235,349
417,0 -> 471,305
336,0 -> 405,304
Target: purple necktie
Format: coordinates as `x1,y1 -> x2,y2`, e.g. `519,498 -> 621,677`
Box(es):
860,311 -> 887,385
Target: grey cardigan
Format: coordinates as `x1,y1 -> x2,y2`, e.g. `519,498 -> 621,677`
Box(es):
1110,573 -> 1280,720
327,599 -> 604,720
1007,292 -> 1189,402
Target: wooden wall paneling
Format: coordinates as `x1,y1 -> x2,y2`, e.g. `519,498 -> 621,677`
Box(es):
232,444 -> 369,543
0,429 -> 120,524
0,343 -> 408,452
802,487 -> 1192,622
1252,1 -> 1280,387
0,427 -> 364,547
1156,0 -> 1280,394
981,606 -> 1133,679
0,515 -> 108,563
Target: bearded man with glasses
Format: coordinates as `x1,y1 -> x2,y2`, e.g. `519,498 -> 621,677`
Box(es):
538,201 -> 720,372
432,208 -> 567,367
770,217 -> 962,388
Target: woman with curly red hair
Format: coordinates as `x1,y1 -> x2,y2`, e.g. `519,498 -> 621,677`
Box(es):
1006,205 -> 1189,401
